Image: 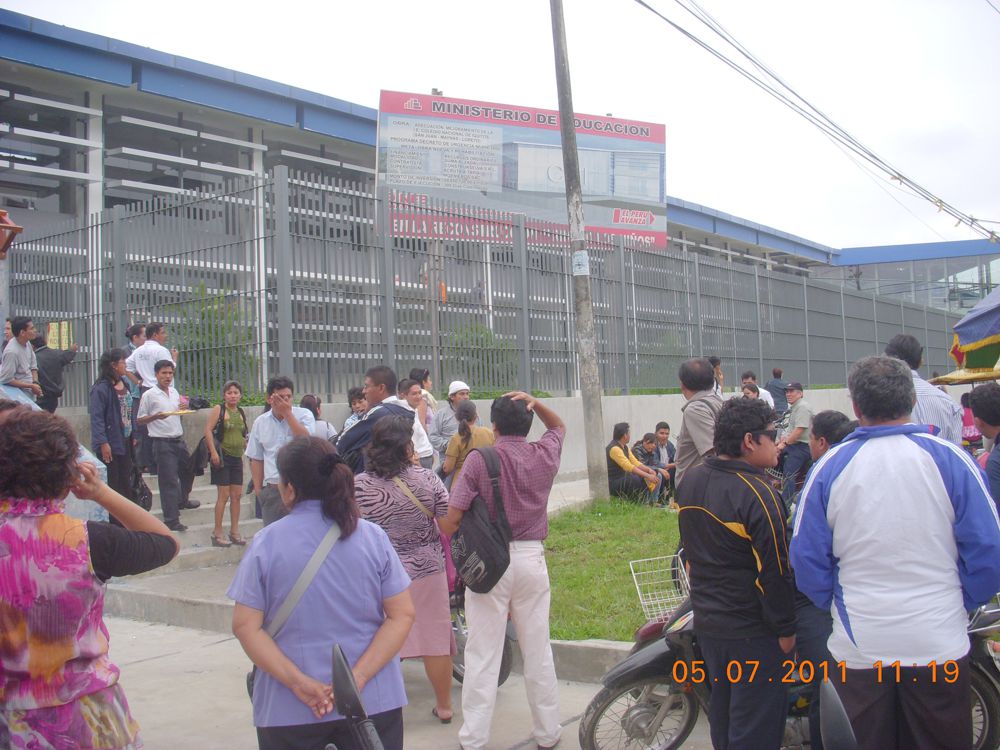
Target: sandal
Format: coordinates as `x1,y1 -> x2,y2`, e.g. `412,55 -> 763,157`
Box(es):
211,534 -> 232,548
229,532 -> 247,546
431,707 -> 453,724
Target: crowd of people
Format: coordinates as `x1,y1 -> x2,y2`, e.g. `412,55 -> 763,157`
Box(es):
3,317 -> 1000,750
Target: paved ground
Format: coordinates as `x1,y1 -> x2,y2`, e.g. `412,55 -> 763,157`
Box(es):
107,617 -> 712,749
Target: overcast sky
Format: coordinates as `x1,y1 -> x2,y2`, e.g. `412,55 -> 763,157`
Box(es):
6,0 -> 998,250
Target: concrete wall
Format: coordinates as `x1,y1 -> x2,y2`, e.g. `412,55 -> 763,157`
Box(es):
55,384 -> 969,480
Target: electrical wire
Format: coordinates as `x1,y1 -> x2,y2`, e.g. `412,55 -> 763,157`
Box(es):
629,0 -> 997,243
986,0 -> 1000,17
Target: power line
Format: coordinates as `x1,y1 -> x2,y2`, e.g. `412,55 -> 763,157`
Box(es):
986,0 -> 1000,17
629,0 -> 998,243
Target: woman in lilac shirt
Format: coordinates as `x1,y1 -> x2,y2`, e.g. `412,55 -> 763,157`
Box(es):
228,437 -> 415,750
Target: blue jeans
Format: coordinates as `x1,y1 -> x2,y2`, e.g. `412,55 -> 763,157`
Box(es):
795,597 -> 833,750
781,442 -> 811,511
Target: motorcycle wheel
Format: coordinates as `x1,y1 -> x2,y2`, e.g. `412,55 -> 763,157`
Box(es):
972,668 -> 1000,750
578,677 -> 698,750
450,605 -> 513,687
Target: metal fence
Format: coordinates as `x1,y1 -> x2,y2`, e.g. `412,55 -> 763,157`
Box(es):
9,166 -> 961,408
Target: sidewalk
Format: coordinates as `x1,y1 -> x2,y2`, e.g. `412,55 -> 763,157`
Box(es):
106,617 -> 712,749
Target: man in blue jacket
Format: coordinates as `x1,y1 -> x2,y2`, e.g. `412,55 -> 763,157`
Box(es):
335,365 -> 413,474
791,355 -> 1000,750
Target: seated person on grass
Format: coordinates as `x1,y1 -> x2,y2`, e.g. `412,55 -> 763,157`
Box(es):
606,422 -> 662,502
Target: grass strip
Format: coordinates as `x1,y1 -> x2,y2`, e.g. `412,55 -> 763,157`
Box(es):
546,498 -> 680,642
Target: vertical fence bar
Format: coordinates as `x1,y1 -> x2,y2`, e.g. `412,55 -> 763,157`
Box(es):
273,166 -> 295,377
802,277 -> 811,386
840,286 -> 849,384
693,253 -> 704,356
513,214 -> 532,393
617,235 -> 630,394
376,184 -> 397,368
110,206 -> 126,345
754,264 -> 764,378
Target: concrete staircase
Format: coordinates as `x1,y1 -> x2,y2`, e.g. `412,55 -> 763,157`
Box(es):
104,471 -> 257,633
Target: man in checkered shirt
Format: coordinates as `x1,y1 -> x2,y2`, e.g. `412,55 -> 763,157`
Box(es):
440,392 -> 565,750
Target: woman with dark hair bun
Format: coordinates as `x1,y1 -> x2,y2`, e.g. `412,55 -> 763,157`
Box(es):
355,416 -> 454,724
228,436 -> 415,750
0,407 -> 179,749
89,347 -> 135,501
442,399 -> 494,485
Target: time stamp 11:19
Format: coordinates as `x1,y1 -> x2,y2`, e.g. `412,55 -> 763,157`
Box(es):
671,659 -> 962,684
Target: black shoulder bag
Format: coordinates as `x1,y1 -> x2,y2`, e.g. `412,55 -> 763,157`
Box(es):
449,447 -> 512,594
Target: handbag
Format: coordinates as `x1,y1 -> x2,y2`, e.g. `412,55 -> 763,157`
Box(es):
128,445 -> 153,511
246,520 -> 341,699
449,447 -> 512,594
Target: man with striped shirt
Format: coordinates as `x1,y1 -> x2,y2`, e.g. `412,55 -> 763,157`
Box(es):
884,333 -> 963,444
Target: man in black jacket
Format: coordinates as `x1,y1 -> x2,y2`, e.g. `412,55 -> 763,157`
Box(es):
676,397 -> 795,750
335,365 -> 413,473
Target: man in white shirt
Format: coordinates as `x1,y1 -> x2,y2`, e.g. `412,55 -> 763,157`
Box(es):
738,370 -> 774,408
126,322 -> 178,472
0,316 -> 42,398
386,378 -> 436,469
884,334 -> 963,445
245,375 -> 315,526
135,359 -> 199,531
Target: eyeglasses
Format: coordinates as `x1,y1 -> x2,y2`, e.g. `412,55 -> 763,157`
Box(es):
750,429 -> 778,443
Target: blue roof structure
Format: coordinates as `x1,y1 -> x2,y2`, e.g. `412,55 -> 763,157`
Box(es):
0,8 -> 377,145
1,7 -> 996,269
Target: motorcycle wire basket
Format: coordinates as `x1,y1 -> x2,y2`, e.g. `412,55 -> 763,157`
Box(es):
629,554 -> 690,623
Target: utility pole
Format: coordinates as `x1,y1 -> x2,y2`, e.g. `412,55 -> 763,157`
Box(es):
549,0 -> 608,500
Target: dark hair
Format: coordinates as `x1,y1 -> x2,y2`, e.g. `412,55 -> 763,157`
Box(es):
655,421 -> 670,432
409,367 -> 431,385
348,386 -> 365,406
612,422 -> 630,442
276,437 -> 358,537
969,383 -> 1000,427
884,333 -> 923,371
714,398 -> 778,457
97,347 -> 128,385
960,392 -> 971,409
641,432 -> 656,444
397,378 -> 419,395
849,356 -> 915,421
153,359 -> 174,373
490,395 -> 533,437
222,380 -> 243,396
742,382 -> 760,396
811,411 -> 856,445
266,375 -> 294,396
0,408 -> 79,499
772,367 -> 783,378
707,356 -> 721,368
125,322 -> 145,341
741,370 -> 757,382
10,316 -> 31,337
364,416 -> 414,478
30,335 -> 46,349
678,358 -> 715,392
365,365 -> 397,396
299,394 -> 321,419
145,321 -> 165,339
455,399 -> 478,447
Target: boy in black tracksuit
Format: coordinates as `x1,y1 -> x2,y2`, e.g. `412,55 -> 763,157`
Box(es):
676,398 -> 796,750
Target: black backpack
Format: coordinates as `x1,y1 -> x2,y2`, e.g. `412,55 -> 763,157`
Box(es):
450,447 -> 512,594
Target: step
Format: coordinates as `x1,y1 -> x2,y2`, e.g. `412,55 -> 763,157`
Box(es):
106,564 -> 238,634
151,495 -> 257,527
173,518 -> 263,551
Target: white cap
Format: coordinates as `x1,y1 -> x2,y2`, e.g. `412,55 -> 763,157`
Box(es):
448,380 -> 471,397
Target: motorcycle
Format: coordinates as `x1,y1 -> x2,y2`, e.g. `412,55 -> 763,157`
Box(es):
579,598 -> 1000,750
325,643 -> 384,750
450,577 -> 517,686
